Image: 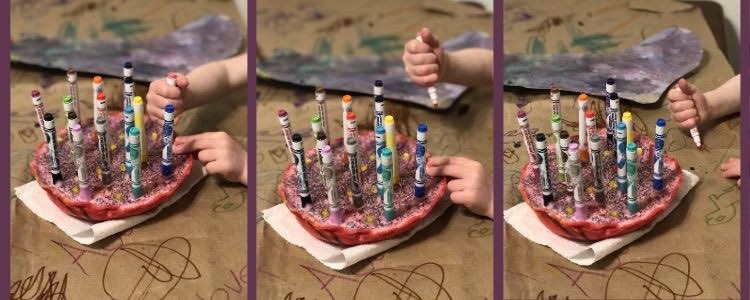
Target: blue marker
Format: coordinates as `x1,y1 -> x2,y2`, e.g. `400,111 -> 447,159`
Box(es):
162,104 -> 175,176
653,119 -> 665,190
616,122 -> 627,193
124,106 -> 135,175
415,123 -> 427,198
375,125 -> 386,198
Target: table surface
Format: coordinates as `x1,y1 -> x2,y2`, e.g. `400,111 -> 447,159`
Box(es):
10,1 -> 248,298
503,0 -> 740,299
255,0 -> 494,298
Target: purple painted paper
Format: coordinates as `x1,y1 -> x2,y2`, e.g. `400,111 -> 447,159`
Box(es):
11,15 -> 243,82
504,27 -> 703,104
256,31 -> 493,109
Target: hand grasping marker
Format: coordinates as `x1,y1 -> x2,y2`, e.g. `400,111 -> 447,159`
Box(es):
668,79 -> 706,149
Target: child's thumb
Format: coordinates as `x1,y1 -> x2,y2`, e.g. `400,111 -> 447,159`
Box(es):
419,27 -> 440,49
677,78 -> 696,95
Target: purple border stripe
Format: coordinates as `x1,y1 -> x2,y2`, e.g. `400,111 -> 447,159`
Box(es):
740,0 -> 748,298
2,0 -> 11,296
247,0 -> 258,298
494,0 -> 504,299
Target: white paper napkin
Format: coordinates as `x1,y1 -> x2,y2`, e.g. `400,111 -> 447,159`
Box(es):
263,197 -> 453,270
14,160 -> 207,245
505,170 -> 698,266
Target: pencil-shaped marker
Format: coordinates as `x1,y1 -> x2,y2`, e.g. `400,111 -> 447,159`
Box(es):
278,110 -> 295,163
67,68 -> 80,116
616,122 -> 627,193
590,134 -> 605,205
622,112 -> 633,145
92,76 -> 103,122
71,124 -> 90,200
375,126 -> 386,198
577,94 -> 589,163
382,147 -> 395,222
292,133 -> 313,208
31,90 -> 46,140
162,104 -> 175,176
321,145 -> 342,224
62,96 -> 75,144
133,96 -> 147,163
626,142 -> 638,214
567,143 -> 586,220
129,127 -> 142,198
95,118 -> 112,185
124,106 -> 134,175
415,35 -> 439,109
535,133 -> 554,206
415,123 -> 428,199
346,137 -> 364,210
342,95 -> 353,139
374,80 -> 385,148
516,110 -> 539,171
384,115 -> 399,183
653,119 -> 666,190
43,113 -> 63,186
315,86 -> 330,138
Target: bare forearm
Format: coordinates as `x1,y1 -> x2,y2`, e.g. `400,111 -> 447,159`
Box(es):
184,53 -> 248,108
704,74 -> 740,121
442,49 -> 493,87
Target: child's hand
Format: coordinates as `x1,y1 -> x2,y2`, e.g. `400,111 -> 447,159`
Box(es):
720,157 -> 741,187
426,156 -> 492,219
173,132 -> 247,185
668,78 -> 711,129
402,27 -> 445,87
147,73 -> 190,121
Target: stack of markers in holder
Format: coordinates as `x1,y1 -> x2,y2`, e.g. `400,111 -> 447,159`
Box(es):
31,63 -> 178,201
516,78 -> 668,219
278,80 -> 429,225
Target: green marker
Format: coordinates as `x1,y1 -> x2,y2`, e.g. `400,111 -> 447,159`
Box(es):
129,127 -> 142,198
551,114 -> 563,180
626,142 -> 637,214
382,147 -> 395,222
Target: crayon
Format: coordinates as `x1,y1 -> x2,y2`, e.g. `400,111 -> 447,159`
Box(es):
577,94 -> 589,163
590,134 -> 605,205
567,143 -> 586,220
535,133 -> 554,206
375,126 -> 386,198
133,96 -> 147,163
321,145 -> 342,224
626,142 -> 638,214
653,118 -> 666,190
71,124 -> 90,200
560,130 -> 570,192
516,110 -> 539,171
124,106 -> 135,175
381,147 -> 395,222
31,90 -> 46,140
415,123 -> 428,199
315,86 -> 330,139
162,104 -> 175,176
384,115 -> 399,183
292,133 -> 313,208
278,110 -> 295,163
43,113 -> 63,186
342,95 -> 353,139
551,114 -> 563,180
616,122 -> 627,193
95,118 -> 112,185
129,127 -> 142,198
66,68 -> 80,116
346,137 -> 364,210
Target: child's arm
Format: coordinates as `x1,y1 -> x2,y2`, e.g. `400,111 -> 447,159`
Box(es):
402,28 -> 492,88
426,156 -> 493,219
147,53 -> 248,119
668,74 -> 740,129
173,132 -> 248,185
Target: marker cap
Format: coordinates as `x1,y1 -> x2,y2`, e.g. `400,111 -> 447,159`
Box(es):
569,143 -> 580,159
66,68 -> 77,81
534,133 -> 546,149
124,77 -> 134,84
43,113 -> 54,128
375,125 -> 385,135
93,76 -> 103,84
67,111 -> 78,121
381,147 -> 392,161
342,95 -> 352,104
133,96 -> 143,105
627,142 -> 636,152
418,123 -> 427,133
384,115 -> 394,125
622,112 -> 632,122
585,109 -> 595,119
97,92 -> 106,100
95,117 -> 107,132
292,133 -> 302,143
128,127 -> 141,144
345,137 -> 357,153
71,124 -> 82,141
278,109 -> 288,118
62,95 -> 73,104
165,104 -> 175,114
578,93 -> 588,101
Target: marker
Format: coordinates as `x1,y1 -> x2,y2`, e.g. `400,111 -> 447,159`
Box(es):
162,105 -> 175,176
626,142 -> 638,214
384,115 -> 399,183
585,109 -> 596,160
123,62 -> 134,108
95,118 -> 112,185
95,91 -> 108,122
66,68 -> 80,116
62,95 -> 75,144
342,95 -> 353,139
123,62 -> 133,78
535,133 -> 554,206
278,110 -> 294,163
129,127 -> 142,198
381,147 -> 396,222
315,86 -> 330,138
345,111 -> 358,142
674,85 -> 703,149
516,110 -> 539,172
321,145 -> 342,224
550,87 -> 561,117
415,35 -> 439,108
43,113 -> 63,186
616,122 -> 627,193
415,123 -> 428,198
316,130 -> 329,180
292,133 -> 312,209
124,106 -> 135,175
560,130 -> 570,191
608,92 -> 620,149
71,124 -> 90,200
577,94 -> 589,163
92,76 -> 103,122
311,115 -> 324,170
166,72 -> 177,86
133,96 -> 147,163
551,114 -> 563,180
66,111 -> 79,156
622,111 -> 633,145
653,119 -> 666,190
375,126 -> 386,198
31,90 -> 46,140
374,80 -> 385,148
568,143 -> 586,220
605,78 -> 616,147
590,134 -> 605,205
346,137 -> 364,210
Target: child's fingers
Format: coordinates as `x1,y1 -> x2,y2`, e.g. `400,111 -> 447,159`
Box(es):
204,160 -> 228,176
405,40 -> 433,54
159,83 -> 183,99
408,64 -> 439,77
677,78 -> 697,95
671,108 -> 698,123
418,27 -> 440,49
173,73 -> 190,88
446,179 -> 465,193
449,190 -> 475,206
196,148 -> 219,164
669,99 -> 695,113
667,89 -> 691,102
404,53 -> 437,66
413,74 -> 439,87
173,133 -> 221,153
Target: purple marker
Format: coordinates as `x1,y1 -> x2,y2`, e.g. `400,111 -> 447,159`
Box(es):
653,119 -> 665,190
321,145 -> 342,224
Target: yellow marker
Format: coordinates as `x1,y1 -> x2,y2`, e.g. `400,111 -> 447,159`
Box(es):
133,96 -> 147,163
622,112 -> 633,145
384,115 -> 399,183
